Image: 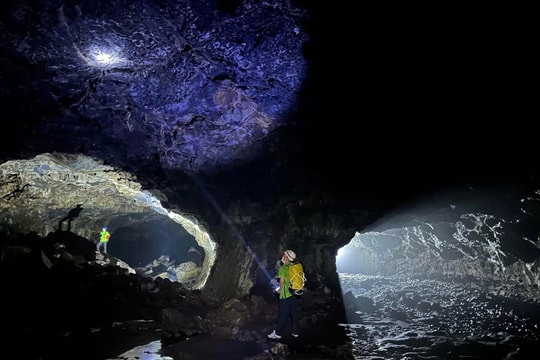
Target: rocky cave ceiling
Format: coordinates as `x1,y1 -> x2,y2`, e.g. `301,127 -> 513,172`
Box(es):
0,0 -> 538,303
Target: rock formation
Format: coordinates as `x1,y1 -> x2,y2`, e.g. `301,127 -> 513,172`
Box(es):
0,1 -> 537,358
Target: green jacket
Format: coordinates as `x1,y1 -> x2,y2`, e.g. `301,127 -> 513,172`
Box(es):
277,263 -> 293,299
99,230 -> 111,243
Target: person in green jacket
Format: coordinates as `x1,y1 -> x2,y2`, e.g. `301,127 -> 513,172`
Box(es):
267,249 -> 300,340
97,226 -> 111,254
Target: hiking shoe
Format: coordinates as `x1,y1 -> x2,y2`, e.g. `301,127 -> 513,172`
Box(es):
292,333 -> 299,338
267,330 -> 282,340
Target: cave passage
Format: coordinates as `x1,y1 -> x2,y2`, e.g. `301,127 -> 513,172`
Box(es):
109,219 -> 205,268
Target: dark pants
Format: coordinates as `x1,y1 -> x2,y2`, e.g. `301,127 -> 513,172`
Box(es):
276,295 -> 299,336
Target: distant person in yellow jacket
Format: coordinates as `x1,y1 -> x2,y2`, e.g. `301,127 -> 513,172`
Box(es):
97,226 -> 111,254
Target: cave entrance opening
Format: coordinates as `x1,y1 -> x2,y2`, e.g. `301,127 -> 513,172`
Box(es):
336,232 -> 377,275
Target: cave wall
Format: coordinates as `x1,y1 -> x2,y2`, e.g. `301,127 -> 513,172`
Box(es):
195,181 -> 389,307
1,0 -> 537,322
0,152 -> 387,307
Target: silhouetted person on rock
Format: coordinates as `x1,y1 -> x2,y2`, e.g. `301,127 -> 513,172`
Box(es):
97,226 -> 111,254
58,204 -> 83,231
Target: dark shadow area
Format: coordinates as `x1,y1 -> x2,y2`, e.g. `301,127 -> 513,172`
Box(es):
0,230 -> 169,359
58,204 -> 84,231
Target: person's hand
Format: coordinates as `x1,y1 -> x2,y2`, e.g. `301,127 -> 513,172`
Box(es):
270,278 -> 280,292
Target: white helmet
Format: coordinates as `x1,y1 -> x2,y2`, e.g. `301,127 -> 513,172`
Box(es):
284,249 -> 296,261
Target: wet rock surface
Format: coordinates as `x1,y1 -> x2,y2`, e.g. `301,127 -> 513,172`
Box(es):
340,273 -> 540,359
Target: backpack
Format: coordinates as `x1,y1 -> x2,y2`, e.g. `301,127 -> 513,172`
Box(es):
288,262 -> 306,295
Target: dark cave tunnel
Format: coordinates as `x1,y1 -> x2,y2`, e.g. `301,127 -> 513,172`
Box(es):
108,219 -> 205,269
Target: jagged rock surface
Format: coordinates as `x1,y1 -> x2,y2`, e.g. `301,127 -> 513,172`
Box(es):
0,1 -> 538,359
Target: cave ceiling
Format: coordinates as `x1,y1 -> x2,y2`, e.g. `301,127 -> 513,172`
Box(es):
0,0 -> 309,177
0,0 -> 537,274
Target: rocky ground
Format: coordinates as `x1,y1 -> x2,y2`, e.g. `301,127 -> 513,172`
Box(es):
5,229 -> 539,359
1,230 -> 353,360
339,273 -> 540,359
32,272 -> 540,360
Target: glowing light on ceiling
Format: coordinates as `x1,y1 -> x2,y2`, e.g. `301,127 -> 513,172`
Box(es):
86,45 -> 124,67
94,51 -> 115,65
